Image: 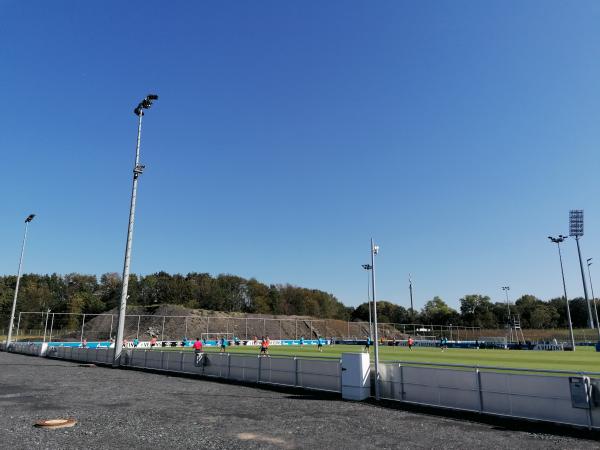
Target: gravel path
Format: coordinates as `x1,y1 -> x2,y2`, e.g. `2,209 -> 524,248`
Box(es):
0,352 -> 597,449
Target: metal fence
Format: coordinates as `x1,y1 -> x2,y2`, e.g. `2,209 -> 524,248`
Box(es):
378,360 -> 600,429
46,346 -> 342,393
10,311 -> 479,342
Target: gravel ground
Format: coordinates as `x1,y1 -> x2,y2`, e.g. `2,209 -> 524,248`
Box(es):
0,352 -> 598,450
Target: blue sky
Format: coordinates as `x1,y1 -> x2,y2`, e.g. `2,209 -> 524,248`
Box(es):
2,1 -> 600,310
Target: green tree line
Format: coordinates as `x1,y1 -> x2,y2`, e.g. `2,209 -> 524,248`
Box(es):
0,272 -> 596,329
350,294 -> 597,328
0,272 -> 351,323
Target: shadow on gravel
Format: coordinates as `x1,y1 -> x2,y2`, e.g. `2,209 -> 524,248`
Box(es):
369,398 -> 600,442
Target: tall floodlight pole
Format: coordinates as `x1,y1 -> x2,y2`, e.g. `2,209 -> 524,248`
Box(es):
7,214 -> 35,346
114,94 -> 158,366
409,274 -> 414,321
569,210 -> 594,329
586,258 -> 600,337
501,286 -> 511,317
548,235 -> 576,350
362,264 -> 373,340
370,239 -> 381,400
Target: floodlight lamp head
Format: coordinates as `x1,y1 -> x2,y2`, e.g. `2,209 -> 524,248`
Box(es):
147,94 -> 159,101
569,210 -> 584,237
373,245 -> 379,255
362,264 -> 372,270
25,214 -> 35,223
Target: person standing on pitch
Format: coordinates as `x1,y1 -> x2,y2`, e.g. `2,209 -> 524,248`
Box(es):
193,337 -> 203,354
364,335 -> 371,353
407,336 -> 414,351
317,336 -> 323,352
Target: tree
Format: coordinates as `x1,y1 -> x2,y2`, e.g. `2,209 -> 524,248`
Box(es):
459,294 -> 496,328
421,297 -> 459,325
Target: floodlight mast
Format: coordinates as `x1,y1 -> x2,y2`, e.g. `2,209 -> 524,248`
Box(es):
114,95 -> 158,366
501,286 -> 511,317
569,210 -> 595,329
370,238 -> 381,400
548,235 -> 576,350
361,264 -> 373,340
6,214 -> 35,346
586,258 -> 600,337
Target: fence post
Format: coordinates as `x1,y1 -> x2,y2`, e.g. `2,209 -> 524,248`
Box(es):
80,314 -> 86,343
161,316 -> 166,341
144,349 -> 148,368
207,317 -> 210,335
294,357 -> 299,387
16,312 -> 22,340
279,320 -> 282,340
184,317 -> 188,339
136,315 -> 141,340
180,351 -> 184,372
476,368 -> 483,413
109,314 -> 114,340
48,313 -> 55,342
245,318 -> 248,340
263,319 -> 266,337
295,320 -> 298,340
399,364 -> 405,400
258,355 -> 262,383
227,353 -> 231,379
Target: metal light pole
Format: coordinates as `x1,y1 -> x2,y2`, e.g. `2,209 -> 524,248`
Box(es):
501,286 -> 511,317
362,264 -> 373,340
569,210 -> 595,329
548,235 -> 576,350
586,258 -> 600,338
409,274 -> 414,321
114,94 -> 158,366
7,214 -> 35,346
370,238 -> 381,400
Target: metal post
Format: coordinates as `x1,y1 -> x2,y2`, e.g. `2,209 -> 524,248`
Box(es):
49,313 -> 55,343
43,309 -> 50,343
586,260 -> 600,338
7,217 -> 33,345
161,316 -> 165,341
184,316 -> 188,339
557,241 -> 576,349
114,107 -> 145,366
245,318 -> 248,339
371,238 -> 381,400
16,313 -> 22,340
263,319 -> 266,337
279,320 -> 282,340
207,317 -> 210,335
409,274 -> 414,322
136,315 -> 141,340
109,314 -> 114,340
575,236 -> 595,329
80,314 -> 86,343
367,269 -> 372,340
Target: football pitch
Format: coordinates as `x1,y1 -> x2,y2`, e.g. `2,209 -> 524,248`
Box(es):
174,344 -> 600,373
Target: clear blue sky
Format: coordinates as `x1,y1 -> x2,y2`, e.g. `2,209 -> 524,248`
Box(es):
2,1 -> 600,311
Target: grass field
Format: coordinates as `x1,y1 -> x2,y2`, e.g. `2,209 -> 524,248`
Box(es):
181,344 -> 600,373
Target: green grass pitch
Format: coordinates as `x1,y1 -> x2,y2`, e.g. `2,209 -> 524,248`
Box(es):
163,344 -> 600,373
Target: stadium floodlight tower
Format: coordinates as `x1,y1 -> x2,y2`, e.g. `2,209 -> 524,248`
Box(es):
361,264 -> 373,340
114,94 -> 159,366
501,286 -> 511,317
548,235 -> 576,350
586,258 -> 600,337
569,210 -> 595,329
6,214 -> 35,346
369,239 -> 381,400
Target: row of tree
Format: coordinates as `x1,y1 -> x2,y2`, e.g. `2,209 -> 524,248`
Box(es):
0,272 -> 350,321
350,295 -> 596,329
0,272 -> 596,329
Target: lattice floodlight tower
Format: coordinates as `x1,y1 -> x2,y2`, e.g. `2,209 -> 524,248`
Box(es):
569,210 -> 595,329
